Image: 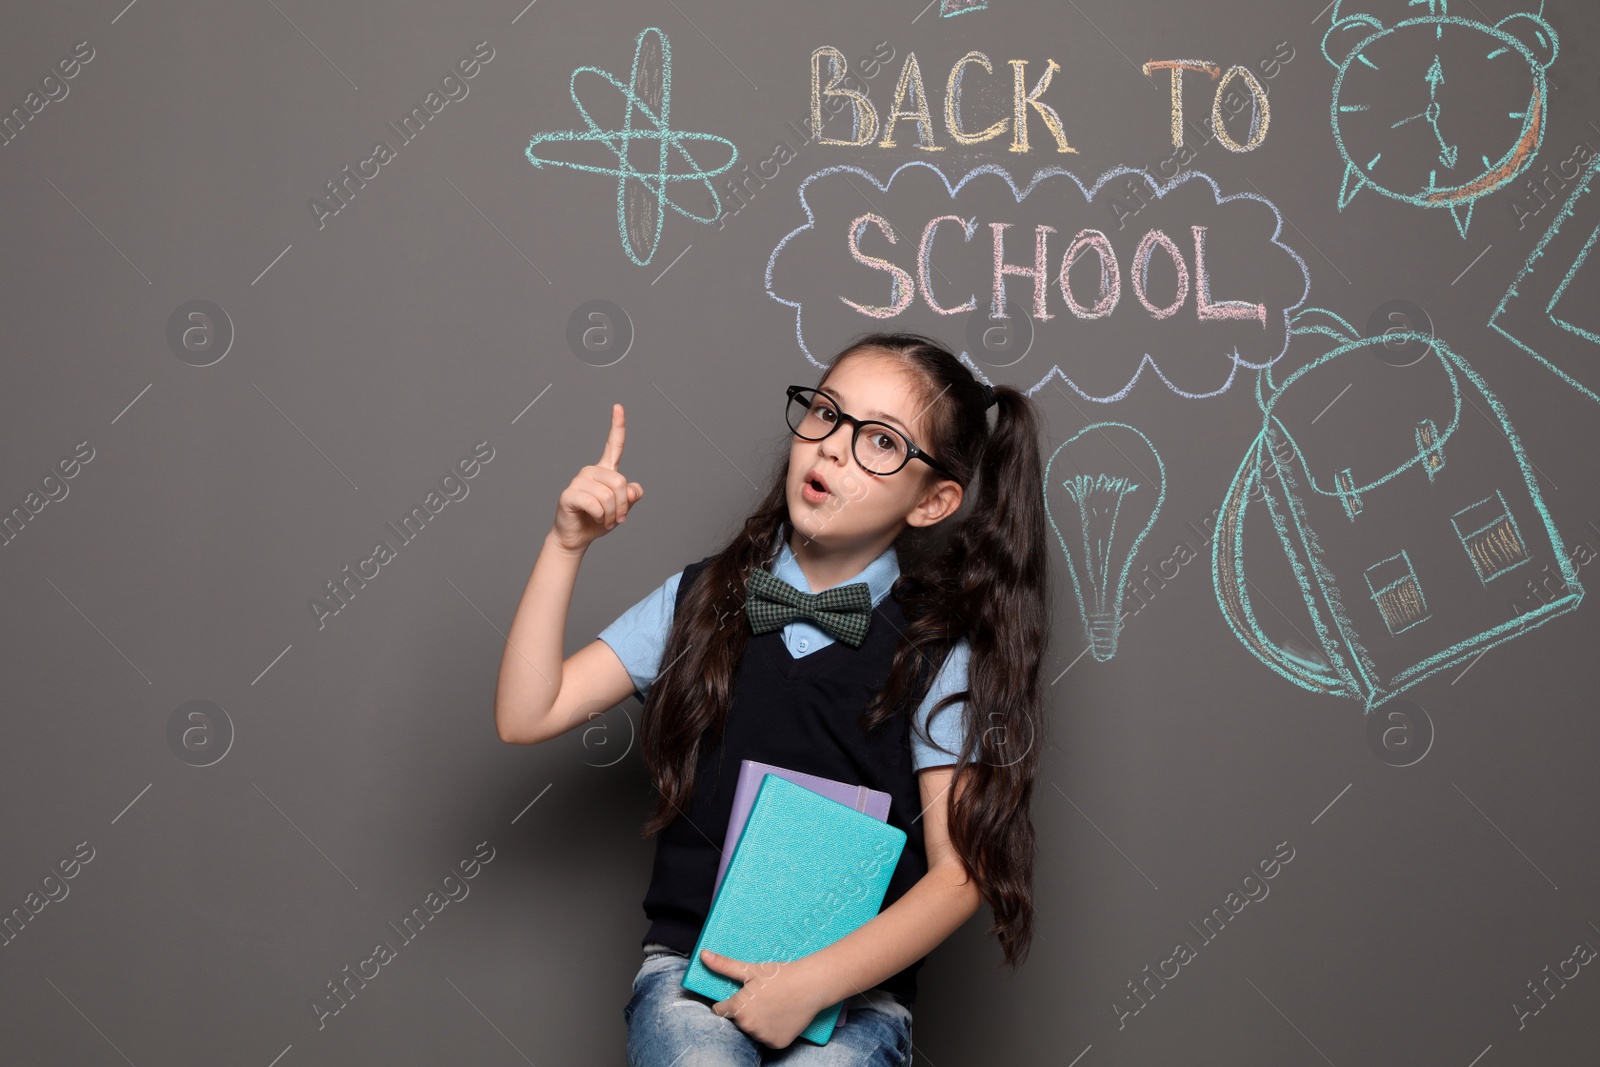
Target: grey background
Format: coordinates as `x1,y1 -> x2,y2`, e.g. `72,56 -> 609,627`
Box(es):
2,0 -> 1597,1064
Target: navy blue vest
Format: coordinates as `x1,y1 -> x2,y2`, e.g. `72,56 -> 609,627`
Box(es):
639,555 -> 939,1007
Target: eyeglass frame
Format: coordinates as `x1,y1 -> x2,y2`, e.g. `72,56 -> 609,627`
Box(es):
784,384 -> 958,480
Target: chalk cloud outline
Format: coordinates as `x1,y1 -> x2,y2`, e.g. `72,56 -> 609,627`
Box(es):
764,160 -> 1311,402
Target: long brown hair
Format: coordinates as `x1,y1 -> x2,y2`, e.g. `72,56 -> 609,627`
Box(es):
637,331 -> 1051,971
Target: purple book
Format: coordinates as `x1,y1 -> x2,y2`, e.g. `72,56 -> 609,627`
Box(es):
712,760 -> 894,1030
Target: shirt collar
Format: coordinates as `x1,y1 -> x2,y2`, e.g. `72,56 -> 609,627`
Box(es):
769,527 -> 899,609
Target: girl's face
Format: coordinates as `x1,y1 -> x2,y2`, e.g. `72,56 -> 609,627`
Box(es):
786,351 -> 963,551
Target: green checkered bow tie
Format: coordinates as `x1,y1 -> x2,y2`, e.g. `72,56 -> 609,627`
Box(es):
744,567 -> 874,648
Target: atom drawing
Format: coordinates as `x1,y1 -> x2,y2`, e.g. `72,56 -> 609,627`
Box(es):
524,26 -> 738,266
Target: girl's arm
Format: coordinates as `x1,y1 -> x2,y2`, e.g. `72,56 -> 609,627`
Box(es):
493,537 -> 638,744
494,404 -> 644,745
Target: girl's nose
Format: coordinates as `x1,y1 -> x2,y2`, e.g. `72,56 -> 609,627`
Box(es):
819,431 -> 850,466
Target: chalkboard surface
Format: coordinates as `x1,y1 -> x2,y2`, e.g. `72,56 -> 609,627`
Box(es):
1,1 -> 1596,1063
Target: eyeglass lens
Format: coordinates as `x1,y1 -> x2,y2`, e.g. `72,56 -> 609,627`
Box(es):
786,389 -> 908,475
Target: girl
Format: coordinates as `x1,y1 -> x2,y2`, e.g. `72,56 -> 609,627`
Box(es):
494,332 -> 1051,1063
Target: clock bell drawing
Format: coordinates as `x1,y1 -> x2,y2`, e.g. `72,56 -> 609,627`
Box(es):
1322,1 -> 1558,238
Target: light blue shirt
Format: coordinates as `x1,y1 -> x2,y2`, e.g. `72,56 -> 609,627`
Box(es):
597,532 -> 970,771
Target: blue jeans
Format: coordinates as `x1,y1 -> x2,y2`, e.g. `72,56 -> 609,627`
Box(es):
625,944 -> 914,1066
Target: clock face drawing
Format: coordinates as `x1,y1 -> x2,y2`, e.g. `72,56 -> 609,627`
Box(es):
1327,12 -> 1557,237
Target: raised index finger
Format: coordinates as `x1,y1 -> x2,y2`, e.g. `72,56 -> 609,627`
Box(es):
598,403 -> 626,471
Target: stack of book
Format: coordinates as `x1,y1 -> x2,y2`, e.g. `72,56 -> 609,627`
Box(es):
680,761 -> 906,1045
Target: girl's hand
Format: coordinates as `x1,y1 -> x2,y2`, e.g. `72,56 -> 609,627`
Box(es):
700,948 -> 833,1049
551,403 -> 644,553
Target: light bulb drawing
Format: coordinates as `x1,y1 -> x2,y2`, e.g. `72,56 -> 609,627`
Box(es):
1044,423 -> 1167,662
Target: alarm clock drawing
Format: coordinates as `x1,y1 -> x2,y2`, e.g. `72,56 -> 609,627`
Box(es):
1323,4 -> 1558,238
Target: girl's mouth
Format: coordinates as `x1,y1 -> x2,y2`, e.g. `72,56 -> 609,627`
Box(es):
801,474 -> 830,503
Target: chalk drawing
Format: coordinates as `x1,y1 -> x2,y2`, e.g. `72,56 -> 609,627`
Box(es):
1142,61 -> 1221,149
945,52 -> 1009,146
764,161 -> 1310,402
523,27 -> 737,265
1489,151 -> 1600,404
1210,64 -> 1271,152
1450,488 -> 1531,585
1212,307 -> 1580,712
1364,550 -> 1431,636
1044,423 -> 1167,662
1324,3 -> 1557,238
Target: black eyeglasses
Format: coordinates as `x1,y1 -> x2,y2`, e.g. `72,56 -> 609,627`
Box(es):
785,385 -> 956,478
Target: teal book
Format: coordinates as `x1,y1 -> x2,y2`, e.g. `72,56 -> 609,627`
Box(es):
681,773 -> 907,1045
